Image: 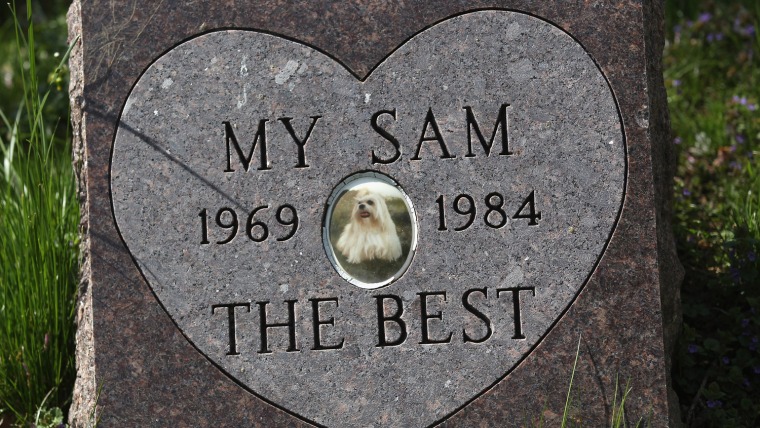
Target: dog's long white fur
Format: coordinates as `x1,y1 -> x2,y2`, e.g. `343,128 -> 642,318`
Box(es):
336,190 -> 402,264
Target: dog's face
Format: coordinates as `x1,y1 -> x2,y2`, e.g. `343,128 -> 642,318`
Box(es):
352,191 -> 383,224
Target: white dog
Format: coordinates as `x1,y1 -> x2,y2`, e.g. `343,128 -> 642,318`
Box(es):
336,189 -> 402,264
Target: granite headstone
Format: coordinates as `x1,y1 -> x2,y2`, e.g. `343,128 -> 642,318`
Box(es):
67,1 -> 682,427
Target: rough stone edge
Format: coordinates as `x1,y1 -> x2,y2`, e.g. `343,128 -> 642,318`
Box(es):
67,1 -> 97,426
643,0 -> 684,426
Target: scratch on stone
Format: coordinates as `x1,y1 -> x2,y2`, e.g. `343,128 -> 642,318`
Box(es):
275,60 -> 300,85
96,0 -> 165,95
502,267 -> 525,288
240,55 -> 249,77
237,83 -> 250,109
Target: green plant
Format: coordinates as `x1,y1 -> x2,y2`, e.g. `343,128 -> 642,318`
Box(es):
609,376 -> 645,428
560,337 -> 582,428
0,0 -> 79,425
665,1 -> 760,426
34,406 -> 65,428
531,337 -> 647,428
32,390 -> 66,428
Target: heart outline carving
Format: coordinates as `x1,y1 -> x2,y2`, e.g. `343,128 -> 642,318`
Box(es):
110,9 -> 626,427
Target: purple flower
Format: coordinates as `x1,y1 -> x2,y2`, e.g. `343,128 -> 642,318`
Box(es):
716,33 -> 724,41
688,343 -> 699,353
706,400 -> 722,408
733,95 -> 740,103
674,25 -> 682,34
706,33 -> 715,43
722,356 -> 730,365
749,104 -> 757,111
737,134 -> 746,144
674,136 -> 682,144
730,267 -> 741,283
683,188 -> 691,196
673,80 -> 681,87
743,378 -> 751,387
749,251 -> 757,262
698,13 -> 712,23
729,161 -> 741,171
746,25 -> 756,36
741,97 -> 748,105
754,366 -> 760,374
742,318 -> 751,328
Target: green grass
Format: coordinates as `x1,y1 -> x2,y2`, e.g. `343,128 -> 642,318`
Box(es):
560,337 -> 582,428
531,337 -> 647,428
0,1 -> 79,425
665,1 -> 760,427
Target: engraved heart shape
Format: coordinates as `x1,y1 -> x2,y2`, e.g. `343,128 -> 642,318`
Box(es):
111,10 -> 625,427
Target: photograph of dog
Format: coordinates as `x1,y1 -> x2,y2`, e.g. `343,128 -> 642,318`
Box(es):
328,181 -> 414,285
336,188 -> 403,264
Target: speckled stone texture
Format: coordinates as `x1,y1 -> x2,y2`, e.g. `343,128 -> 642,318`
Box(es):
68,1 -> 682,427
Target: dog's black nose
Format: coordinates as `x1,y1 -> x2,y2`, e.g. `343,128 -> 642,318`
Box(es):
359,203 -> 365,210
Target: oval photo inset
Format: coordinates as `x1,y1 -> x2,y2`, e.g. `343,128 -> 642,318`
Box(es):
324,172 -> 417,289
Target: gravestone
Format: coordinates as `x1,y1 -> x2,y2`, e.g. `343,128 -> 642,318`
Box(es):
67,1 -> 682,427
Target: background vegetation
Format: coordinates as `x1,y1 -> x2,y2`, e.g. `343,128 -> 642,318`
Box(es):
0,0 -> 758,427
666,1 -> 760,427
1,1 -> 78,427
